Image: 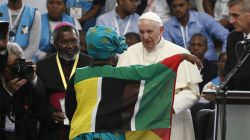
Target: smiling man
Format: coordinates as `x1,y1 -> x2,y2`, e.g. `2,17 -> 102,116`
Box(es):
36,22 -> 91,140
35,0 -> 82,62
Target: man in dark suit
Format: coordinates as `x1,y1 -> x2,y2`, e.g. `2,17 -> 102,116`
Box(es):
224,0 -> 250,90
36,22 -> 91,140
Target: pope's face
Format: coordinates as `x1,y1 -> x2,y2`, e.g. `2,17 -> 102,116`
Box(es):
138,19 -> 164,51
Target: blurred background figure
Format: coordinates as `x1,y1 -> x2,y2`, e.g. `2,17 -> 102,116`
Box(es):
203,0 -> 234,31
188,33 -> 218,91
0,0 -> 41,59
96,0 -> 140,35
188,33 -> 218,139
66,0 -> 105,32
203,52 -> 227,89
140,0 -> 172,22
163,0 -> 229,61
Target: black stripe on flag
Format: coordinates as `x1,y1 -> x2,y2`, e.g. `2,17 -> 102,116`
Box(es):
95,77 -> 141,131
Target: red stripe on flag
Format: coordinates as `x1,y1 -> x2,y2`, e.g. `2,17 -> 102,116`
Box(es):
160,54 -> 183,72
152,128 -> 171,140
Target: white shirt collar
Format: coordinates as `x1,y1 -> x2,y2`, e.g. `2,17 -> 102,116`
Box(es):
243,33 -> 250,39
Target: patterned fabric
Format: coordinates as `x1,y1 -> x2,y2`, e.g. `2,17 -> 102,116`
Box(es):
73,132 -> 125,140
69,54 -> 184,140
86,26 -> 128,59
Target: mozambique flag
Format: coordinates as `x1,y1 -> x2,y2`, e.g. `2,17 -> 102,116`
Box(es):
69,54 -> 184,140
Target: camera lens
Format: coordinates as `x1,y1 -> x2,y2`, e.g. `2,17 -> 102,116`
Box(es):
10,58 -> 34,80
21,65 -> 34,80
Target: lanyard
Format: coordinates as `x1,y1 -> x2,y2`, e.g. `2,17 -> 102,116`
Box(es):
56,53 -> 79,90
8,5 -> 24,30
114,15 -> 132,35
76,0 -> 80,5
180,25 -> 189,48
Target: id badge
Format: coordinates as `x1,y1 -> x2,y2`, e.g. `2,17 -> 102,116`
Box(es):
59,98 -> 69,125
4,115 -> 15,132
70,7 -> 83,19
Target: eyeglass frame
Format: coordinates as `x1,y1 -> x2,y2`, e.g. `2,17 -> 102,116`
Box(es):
56,39 -> 80,48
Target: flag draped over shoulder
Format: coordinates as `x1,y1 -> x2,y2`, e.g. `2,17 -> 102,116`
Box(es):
69,54 -> 184,140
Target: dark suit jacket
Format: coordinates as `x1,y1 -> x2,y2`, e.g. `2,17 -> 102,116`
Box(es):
0,78 -> 45,140
36,53 -> 91,140
224,31 -> 250,90
200,59 -> 218,91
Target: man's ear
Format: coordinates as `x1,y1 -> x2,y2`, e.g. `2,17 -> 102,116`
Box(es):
160,26 -> 164,36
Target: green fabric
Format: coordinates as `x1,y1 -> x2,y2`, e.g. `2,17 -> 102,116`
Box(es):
72,54 -> 183,133
74,63 -> 170,83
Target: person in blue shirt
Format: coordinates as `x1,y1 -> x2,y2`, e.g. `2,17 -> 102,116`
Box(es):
96,0 -> 140,36
0,0 -> 41,59
163,0 -> 229,61
66,0 -> 105,32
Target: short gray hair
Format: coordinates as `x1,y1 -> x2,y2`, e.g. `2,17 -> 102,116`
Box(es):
7,42 -> 24,59
228,0 -> 250,11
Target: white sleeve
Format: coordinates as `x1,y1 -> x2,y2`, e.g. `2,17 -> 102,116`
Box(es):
173,83 -> 200,115
23,10 -> 41,59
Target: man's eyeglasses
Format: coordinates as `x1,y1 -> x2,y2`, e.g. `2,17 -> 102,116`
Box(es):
57,40 -> 79,47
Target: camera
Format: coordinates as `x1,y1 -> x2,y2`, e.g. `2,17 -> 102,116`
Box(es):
10,58 -> 34,80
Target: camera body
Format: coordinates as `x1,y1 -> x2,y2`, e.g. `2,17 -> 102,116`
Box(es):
10,58 -> 34,80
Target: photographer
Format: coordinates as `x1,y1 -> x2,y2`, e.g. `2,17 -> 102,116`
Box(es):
0,43 -> 45,140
